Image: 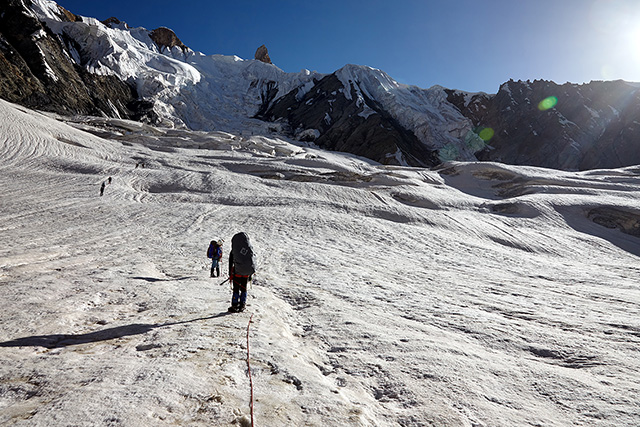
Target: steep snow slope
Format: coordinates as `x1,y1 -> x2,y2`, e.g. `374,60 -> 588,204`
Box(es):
1,99 -> 640,426
335,65 -> 475,157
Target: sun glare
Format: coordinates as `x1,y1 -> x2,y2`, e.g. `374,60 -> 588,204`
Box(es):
590,0 -> 640,81
628,26 -> 640,64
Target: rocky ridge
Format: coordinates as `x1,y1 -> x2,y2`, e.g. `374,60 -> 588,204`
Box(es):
0,0 -> 145,119
256,71 -> 441,166
446,79 -> 640,170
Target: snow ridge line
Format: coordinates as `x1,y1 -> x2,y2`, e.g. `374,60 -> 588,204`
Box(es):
246,313 -> 255,427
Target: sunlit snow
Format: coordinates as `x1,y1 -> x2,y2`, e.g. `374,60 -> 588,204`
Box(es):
1,99 -> 639,426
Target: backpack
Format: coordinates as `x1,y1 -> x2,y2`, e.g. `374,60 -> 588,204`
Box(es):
231,232 -> 256,276
207,240 -> 221,259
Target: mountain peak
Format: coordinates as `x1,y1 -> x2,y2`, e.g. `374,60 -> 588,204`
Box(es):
254,45 -> 272,64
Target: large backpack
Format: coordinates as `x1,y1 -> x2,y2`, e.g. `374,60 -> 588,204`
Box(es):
231,232 -> 256,276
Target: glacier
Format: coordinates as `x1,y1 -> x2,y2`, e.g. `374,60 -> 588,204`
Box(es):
0,94 -> 639,425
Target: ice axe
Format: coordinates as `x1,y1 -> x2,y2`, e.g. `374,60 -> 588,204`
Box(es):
217,277 -> 231,286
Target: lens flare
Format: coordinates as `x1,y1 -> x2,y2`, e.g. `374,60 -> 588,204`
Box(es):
601,64 -> 616,80
538,96 -> 558,111
438,144 -> 459,162
478,127 -> 495,141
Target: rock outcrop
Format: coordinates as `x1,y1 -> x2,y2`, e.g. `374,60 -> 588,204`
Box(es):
57,5 -> 82,23
102,17 -> 128,28
254,45 -> 272,64
149,27 -> 187,53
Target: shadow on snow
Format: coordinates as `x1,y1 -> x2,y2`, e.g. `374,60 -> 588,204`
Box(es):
0,312 -> 233,349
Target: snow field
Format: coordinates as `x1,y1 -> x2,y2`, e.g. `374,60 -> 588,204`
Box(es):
1,99 -> 640,426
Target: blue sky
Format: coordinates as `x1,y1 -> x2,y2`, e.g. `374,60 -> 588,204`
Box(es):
57,0 -> 640,93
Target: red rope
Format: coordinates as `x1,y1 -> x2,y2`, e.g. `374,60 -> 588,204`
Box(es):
246,313 -> 255,426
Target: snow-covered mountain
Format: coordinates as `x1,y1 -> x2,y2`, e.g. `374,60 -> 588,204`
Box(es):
2,0 -> 640,171
6,0 -> 322,129
6,0 -> 474,168
0,0 -> 141,119
1,92 -> 640,425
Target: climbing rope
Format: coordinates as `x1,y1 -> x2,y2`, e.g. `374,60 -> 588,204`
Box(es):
246,313 -> 255,426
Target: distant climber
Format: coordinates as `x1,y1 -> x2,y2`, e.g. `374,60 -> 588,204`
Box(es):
207,239 -> 223,278
100,181 -> 105,196
228,232 -> 257,313
107,176 -> 112,184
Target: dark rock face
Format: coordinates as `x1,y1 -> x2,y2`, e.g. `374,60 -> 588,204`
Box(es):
447,80 -> 640,170
57,5 -> 82,22
261,74 -> 640,170
257,73 -> 439,167
254,45 -> 272,64
0,0 -> 149,120
149,27 -> 187,53
102,17 -> 127,28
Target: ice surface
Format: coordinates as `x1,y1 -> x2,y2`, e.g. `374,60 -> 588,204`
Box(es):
1,98 -> 640,426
